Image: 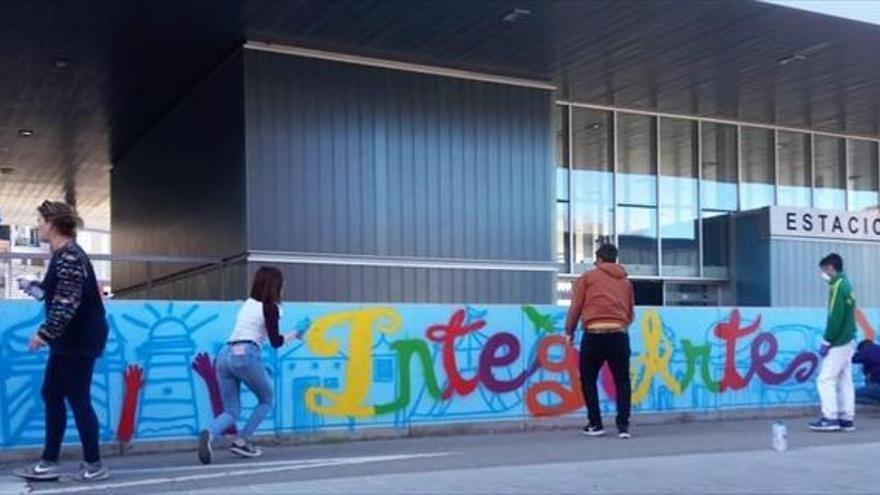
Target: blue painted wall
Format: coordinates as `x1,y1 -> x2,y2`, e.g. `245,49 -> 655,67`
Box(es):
0,301 -> 868,450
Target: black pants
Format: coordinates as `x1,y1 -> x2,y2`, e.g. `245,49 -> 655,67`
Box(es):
41,354 -> 101,464
579,332 -> 631,429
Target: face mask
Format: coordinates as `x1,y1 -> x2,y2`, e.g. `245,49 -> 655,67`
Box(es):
820,272 -> 832,282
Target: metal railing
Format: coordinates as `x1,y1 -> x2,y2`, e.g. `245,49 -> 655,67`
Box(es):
0,252 -> 234,299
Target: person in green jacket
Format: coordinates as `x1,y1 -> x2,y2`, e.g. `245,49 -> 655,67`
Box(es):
809,253 -> 857,432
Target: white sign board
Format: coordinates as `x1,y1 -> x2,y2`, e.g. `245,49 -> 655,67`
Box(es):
769,207 -> 880,242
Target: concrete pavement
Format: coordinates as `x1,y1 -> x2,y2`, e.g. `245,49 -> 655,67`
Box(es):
3,413 -> 880,494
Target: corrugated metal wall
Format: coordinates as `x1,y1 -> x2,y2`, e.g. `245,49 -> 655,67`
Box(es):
243,50 -> 555,303
112,52 -> 248,297
771,239 -> 880,307
247,263 -> 551,304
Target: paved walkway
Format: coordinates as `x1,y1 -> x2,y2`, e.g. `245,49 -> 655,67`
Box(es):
2,414 -> 880,494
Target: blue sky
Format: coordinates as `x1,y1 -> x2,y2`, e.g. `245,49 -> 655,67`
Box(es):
762,0 -> 880,26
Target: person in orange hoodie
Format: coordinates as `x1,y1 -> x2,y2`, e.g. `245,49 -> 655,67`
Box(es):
564,243 -> 635,439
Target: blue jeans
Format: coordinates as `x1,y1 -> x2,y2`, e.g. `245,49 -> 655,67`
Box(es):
209,343 -> 273,441
856,382 -> 880,405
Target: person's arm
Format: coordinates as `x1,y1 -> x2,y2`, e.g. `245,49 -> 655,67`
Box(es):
263,303 -> 285,348
627,281 -> 635,326
564,276 -> 586,339
37,249 -> 86,342
823,281 -> 849,346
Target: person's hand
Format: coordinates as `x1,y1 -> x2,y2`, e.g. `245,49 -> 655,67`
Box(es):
818,341 -> 831,358
283,332 -> 299,344
28,334 -> 46,352
18,279 -> 44,300
566,331 -> 575,346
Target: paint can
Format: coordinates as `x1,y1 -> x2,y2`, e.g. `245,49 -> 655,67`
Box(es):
772,420 -> 788,452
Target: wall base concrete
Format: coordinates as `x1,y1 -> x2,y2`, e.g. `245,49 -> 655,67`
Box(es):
0,406 -> 817,463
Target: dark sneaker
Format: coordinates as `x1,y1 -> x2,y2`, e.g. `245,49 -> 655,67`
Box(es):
618,426 -> 632,439
581,424 -> 605,437
198,429 -> 213,465
839,419 -> 856,432
13,460 -> 60,481
809,417 -> 841,432
74,461 -> 109,482
230,440 -> 262,458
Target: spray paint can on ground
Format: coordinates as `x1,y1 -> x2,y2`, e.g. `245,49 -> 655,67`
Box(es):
772,420 -> 788,452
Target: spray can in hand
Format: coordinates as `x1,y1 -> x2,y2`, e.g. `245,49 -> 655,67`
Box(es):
772,421 -> 788,452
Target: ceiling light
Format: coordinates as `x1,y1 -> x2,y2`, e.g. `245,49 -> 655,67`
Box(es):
502,8 -> 531,23
18,129 -> 33,137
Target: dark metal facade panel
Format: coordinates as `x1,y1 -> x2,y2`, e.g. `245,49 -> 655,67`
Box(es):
112,52 -> 247,293
244,50 -> 554,264
114,261 -> 249,301
249,262 -> 554,304
770,239 -> 880,308
731,212 -> 771,307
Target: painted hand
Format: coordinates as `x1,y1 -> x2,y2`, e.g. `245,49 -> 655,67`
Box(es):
818,341 -> 831,358
191,352 -> 215,380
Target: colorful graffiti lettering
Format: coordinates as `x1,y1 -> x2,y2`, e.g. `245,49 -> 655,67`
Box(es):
304,307 -> 403,417
300,307 -> 824,419
0,300 -> 867,450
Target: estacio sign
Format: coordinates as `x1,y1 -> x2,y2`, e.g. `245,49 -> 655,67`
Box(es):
770,207 -> 880,242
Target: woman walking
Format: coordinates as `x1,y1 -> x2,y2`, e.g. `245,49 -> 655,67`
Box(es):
198,267 -> 304,464
13,201 -> 110,482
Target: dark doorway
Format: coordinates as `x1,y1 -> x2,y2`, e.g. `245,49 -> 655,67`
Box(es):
632,280 -> 663,306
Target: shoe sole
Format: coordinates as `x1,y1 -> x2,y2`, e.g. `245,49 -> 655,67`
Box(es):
842,426 -> 857,432
12,468 -> 60,482
618,433 -> 632,439
809,425 -> 841,432
198,430 -> 213,465
229,447 -> 262,458
581,430 -> 605,437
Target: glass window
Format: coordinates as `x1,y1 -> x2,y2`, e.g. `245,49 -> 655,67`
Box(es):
555,105 -> 569,202
617,113 -> 658,275
848,139 -> 879,211
777,131 -> 812,208
617,113 -> 657,206
813,135 -> 846,210
740,127 -> 775,210
617,206 -> 658,276
700,123 -> 736,278
571,108 -> 614,272
555,105 -> 570,273
701,123 -> 738,212
660,118 -> 698,277
556,202 -> 570,273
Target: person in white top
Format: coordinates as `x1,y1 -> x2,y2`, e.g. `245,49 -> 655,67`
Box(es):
197,267 -> 305,464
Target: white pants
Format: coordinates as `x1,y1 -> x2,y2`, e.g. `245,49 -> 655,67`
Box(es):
817,339 -> 856,421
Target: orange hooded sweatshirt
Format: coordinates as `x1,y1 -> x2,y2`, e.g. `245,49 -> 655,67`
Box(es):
564,262 -> 635,335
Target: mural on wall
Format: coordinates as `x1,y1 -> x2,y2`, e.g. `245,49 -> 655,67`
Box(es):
0,300 -> 874,449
